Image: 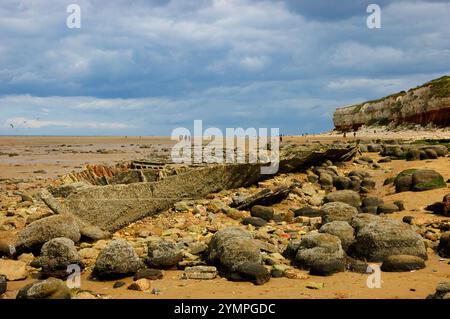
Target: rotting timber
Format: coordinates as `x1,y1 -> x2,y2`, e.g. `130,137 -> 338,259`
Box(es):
40,143 -> 358,235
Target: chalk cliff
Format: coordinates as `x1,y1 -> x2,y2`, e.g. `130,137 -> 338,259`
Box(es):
333,76 -> 450,131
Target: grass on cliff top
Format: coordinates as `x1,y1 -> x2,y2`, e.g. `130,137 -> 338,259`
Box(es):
341,75 -> 450,112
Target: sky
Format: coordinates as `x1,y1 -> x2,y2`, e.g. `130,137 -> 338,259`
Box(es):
0,0 -> 450,136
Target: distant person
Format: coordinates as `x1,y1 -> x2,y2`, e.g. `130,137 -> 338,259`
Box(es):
343,132 -> 347,138
353,131 -> 356,138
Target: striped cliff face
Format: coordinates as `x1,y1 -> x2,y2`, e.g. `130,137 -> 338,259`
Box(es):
333,76 -> 450,132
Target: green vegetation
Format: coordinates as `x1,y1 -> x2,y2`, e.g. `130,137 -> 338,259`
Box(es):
412,175 -> 446,192
383,177 -> 395,185
343,75 -> 450,113
423,75 -> 450,98
411,139 -> 450,150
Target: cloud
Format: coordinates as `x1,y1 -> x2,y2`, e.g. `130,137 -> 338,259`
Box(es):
0,0 -> 449,134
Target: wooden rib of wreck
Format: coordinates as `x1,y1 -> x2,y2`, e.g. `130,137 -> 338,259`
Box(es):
40,143 -> 358,236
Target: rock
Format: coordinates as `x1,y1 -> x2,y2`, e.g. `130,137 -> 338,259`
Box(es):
394,200 -> 405,211
284,268 -> 309,279
74,291 -> 97,299
113,281 -> 126,288
273,210 -> 294,222
443,194 -> 450,216
424,149 -> 438,159
147,240 -> 182,269
427,281 -> 450,299
0,240 -> 15,258
128,279 -> 150,291
361,178 -> 376,190
283,239 -> 302,259
394,169 -> 446,193
320,202 -> 358,224
188,242 -> 208,255
300,183 -> 317,196
294,232 -> 346,276
229,262 -> 270,285
406,149 -> 421,161
242,217 -> 267,227
346,257 -> 369,273
134,268 -> 163,281
16,277 -> 71,299
293,206 -> 322,217
349,176 -> 361,192
351,217 -> 427,262
0,275 -> 6,295
306,282 -> 325,290
15,215 -> 81,255
250,205 -> 274,221
319,221 -> 355,251
378,157 -> 391,163
362,197 -> 384,214
183,266 -> 217,280
93,239 -> 144,279
324,190 -> 361,208
402,216 -> 414,224
437,232 -> 450,258
319,173 -> 333,190
307,172 -> 319,183
377,203 -> 399,214
0,259 -> 27,281
30,238 -> 81,279
207,228 -> 261,273
271,268 -> 284,278
380,255 -> 426,272
79,248 -> 99,266
333,176 -> 351,190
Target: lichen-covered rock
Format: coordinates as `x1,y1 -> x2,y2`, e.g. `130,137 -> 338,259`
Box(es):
294,232 -> 346,276
319,221 -> 355,251
250,205 -> 274,221
320,202 -> 358,224
15,215 -> 81,255
352,217 -> 427,262
30,238 -> 81,279
207,228 -> 261,272
147,240 -> 182,269
93,240 -> 144,279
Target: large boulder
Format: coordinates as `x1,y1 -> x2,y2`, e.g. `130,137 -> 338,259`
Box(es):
206,228 -> 261,273
351,217 -> 427,262
30,238 -> 81,279
438,232 -> 450,258
147,240 -> 183,269
294,232 -> 346,276
15,215 -> 81,255
320,202 -> 358,224
324,190 -> 361,208
93,240 -> 144,279
16,277 -> 71,299
380,255 -> 425,272
319,221 -> 355,251
394,169 -> 446,193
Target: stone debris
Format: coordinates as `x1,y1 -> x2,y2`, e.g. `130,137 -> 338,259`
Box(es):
183,266 -> 218,280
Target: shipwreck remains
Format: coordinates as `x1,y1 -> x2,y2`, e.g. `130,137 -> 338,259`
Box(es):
40,143 -> 358,236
